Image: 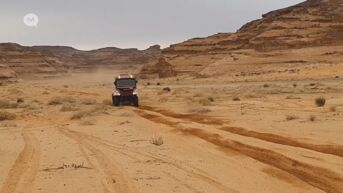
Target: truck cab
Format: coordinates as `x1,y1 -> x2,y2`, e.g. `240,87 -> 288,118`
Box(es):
112,74 -> 139,107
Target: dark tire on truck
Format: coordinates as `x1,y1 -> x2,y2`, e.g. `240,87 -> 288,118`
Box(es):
132,96 -> 139,107
112,95 -> 120,106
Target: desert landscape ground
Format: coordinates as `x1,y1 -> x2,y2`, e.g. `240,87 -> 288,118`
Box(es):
1,0 -> 343,192
0,68 -> 343,193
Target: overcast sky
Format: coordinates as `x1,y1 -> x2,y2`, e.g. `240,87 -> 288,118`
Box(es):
0,0 -> 304,50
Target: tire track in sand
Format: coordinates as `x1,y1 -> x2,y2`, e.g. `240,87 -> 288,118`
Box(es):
0,132 -> 40,193
58,128 -> 136,193
135,109 -> 343,193
141,106 -> 343,158
58,126 -> 238,193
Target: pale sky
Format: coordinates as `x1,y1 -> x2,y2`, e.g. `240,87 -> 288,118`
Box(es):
0,0 -> 304,50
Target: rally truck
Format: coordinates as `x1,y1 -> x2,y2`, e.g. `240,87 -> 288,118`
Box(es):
112,74 -> 139,107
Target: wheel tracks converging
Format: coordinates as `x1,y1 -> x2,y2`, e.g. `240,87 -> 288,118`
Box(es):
218,126 -> 343,157
57,128 -> 136,193
134,108 -> 343,193
139,106 -> 343,158
57,126 -> 238,193
0,131 -> 41,193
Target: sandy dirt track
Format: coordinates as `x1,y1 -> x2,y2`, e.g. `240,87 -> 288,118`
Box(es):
1,71 -> 343,193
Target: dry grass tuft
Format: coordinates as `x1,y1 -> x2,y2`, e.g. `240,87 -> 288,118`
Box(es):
150,134 -> 163,146
309,115 -> 316,122
330,106 -> 337,112
0,111 -> 16,121
286,115 -> 298,121
233,97 -> 241,101
315,97 -> 326,107
48,96 -> 76,105
17,98 -> 24,103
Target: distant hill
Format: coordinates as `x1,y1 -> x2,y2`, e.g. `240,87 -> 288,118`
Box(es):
0,43 -> 161,82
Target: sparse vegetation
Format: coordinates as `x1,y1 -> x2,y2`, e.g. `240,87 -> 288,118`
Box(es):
330,106 -> 337,112
0,111 -> 16,121
286,115 -> 298,121
263,84 -> 269,88
150,134 -> 163,146
309,115 -> 316,122
293,83 -> 297,88
207,97 -> 214,102
315,97 -> 326,107
233,97 -> 241,101
17,98 -> 24,103
163,87 -> 171,92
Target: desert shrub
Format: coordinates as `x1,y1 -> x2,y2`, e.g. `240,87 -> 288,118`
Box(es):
309,115 -> 316,122
48,96 -> 76,105
0,100 -> 18,109
315,97 -> 326,107
147,82 -> 151,86
233,97 -> 241,101
17,98 -> 24,103
286,115 -> 298,121
163,87 -> 171,92
263,84 -> 269,88
150,134 -> 163,146
330,106 -> 337,112
208,97 -> 214,102
156,82 -> 161,86
293,83 -> 297,88
0,111 -> 16,121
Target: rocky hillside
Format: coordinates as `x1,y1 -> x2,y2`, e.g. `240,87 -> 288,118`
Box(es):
0,43 -> 161,82
139,0 -> 343,79
164,0 -> 343,54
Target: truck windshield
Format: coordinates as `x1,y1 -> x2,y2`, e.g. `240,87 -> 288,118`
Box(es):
116,79 -> 136,87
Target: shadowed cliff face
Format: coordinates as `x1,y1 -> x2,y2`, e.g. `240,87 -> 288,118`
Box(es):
0,43 -> 161,82
164,0 -> 343,54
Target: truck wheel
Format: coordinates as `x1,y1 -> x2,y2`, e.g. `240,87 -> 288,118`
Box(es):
133,96 -> 139,107
112,95 -> 119,106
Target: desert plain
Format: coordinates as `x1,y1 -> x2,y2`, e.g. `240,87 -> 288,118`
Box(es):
1,64 -> 343,193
